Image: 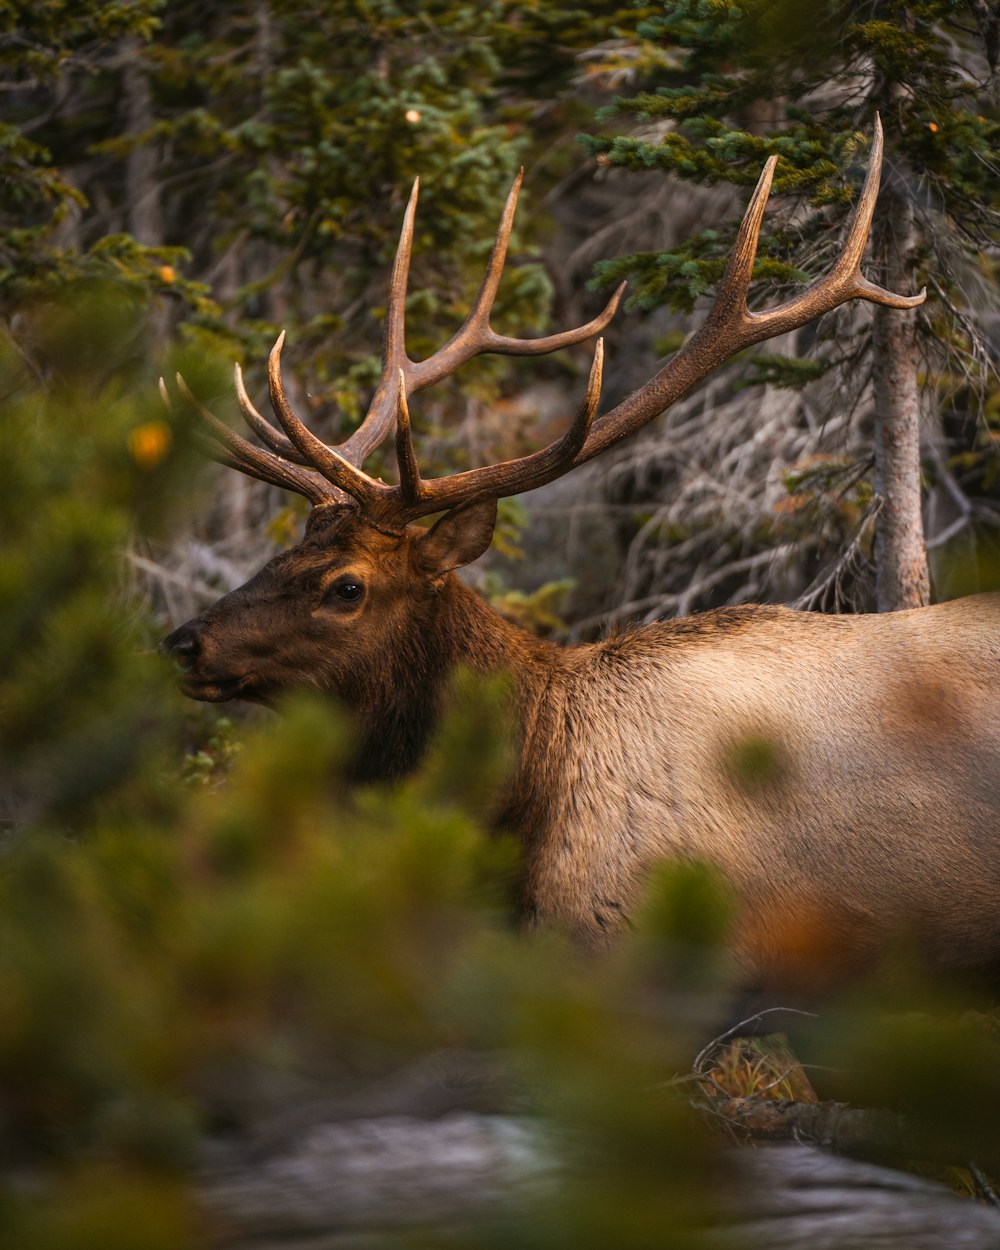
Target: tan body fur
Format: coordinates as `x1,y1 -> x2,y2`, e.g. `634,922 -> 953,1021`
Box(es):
443,581 -> 1000,987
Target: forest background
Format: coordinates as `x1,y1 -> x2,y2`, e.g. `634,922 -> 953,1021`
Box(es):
2,1 -> 1000,1246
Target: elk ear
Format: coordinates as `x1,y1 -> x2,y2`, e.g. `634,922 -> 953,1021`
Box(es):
417,497 -> 498,578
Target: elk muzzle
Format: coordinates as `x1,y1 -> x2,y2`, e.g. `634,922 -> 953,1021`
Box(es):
160,623 -> 201,666
160,619 -> 257,702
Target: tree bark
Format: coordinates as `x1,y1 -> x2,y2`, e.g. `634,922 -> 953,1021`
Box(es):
871,184 -> 930,611
121,39 -> 163,247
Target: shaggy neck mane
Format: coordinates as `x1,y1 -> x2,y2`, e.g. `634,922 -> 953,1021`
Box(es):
347,575 -> 557,785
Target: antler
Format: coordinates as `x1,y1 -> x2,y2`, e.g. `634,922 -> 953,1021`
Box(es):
343,171 -> 624,470
174,116 -> 923,530
571,113 -> 924,468
172,170 -> 624,512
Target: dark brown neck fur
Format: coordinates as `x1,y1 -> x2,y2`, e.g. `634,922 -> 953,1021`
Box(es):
347,574 -> 557,786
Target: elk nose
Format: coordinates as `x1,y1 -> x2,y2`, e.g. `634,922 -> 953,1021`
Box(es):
160,624 -> 202,667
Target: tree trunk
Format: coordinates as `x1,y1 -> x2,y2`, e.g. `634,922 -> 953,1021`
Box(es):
121,40 -> 163,247
121,37 -> 169,348
871,184 -> 930,611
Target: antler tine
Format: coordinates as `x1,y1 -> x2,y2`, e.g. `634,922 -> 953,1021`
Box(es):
171,373 -> 333,504
227,179 -> 423,481
429,171 -> 625,364
565,336 -> 604,458
456,167 -> 524,344
490,336 -> 605,489
748,113 -> 925,335
584,338 -> 604,406
267,332 -> 382,507
544,117 -> 927,470
706,154 -> 779,327
385,177 -> 419,367
338,171 -> 625,475
839,113 -> 884,275
385,338 -> 606,523
233,362 -> 313,465
206,445 -> 319,497
332,179 -> 421,470
832,116 -> 926,310
421,167 -> 624,371
485,281 -> 625,357
394,368 -> 423,505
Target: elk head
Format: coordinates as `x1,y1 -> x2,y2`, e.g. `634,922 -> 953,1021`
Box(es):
162,119 -> 923,727
162,498 -> 501,708
161,161 -> 618,717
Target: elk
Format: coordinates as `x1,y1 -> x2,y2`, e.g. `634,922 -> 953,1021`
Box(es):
162,120 -> 1000,998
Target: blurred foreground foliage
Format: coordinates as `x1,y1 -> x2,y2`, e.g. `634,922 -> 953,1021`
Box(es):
2,292 -> 1000,1245
0,289 -> 716,1245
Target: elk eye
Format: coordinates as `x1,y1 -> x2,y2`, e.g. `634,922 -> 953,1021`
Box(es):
327,578 -> 364,604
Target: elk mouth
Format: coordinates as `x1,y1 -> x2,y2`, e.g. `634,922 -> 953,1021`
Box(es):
178,672 -> 258,703
159,627 -> 261,702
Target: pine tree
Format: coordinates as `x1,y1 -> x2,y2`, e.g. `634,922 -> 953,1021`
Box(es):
4,2 -> 656,419
0,0 -> 201,309
584,0 -> 1000,611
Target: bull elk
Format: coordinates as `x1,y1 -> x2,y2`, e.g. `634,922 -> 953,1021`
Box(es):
162,120 -> 1000,999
